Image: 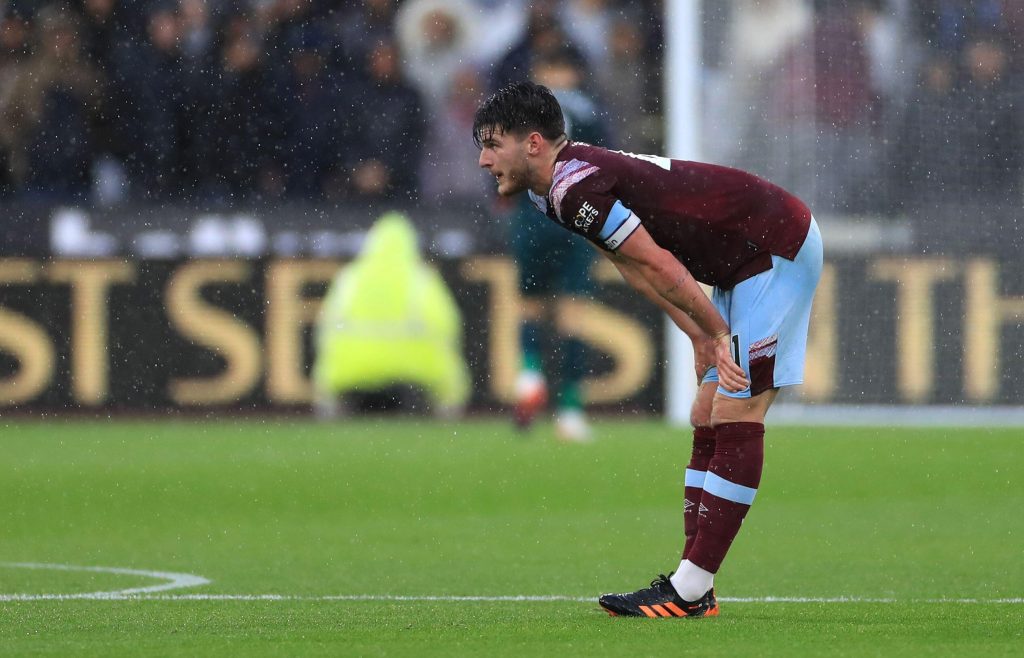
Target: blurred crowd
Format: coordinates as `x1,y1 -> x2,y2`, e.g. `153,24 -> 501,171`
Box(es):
0,0 -> 1021,232
0,0 -> 659,206
704,0 -> 1024,224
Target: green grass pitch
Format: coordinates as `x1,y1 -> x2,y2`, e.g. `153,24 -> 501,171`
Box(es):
1,418 -> 1022,656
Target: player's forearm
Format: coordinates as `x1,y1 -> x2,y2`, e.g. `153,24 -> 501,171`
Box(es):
612,255 -> 712,339
637,253 -> 729,340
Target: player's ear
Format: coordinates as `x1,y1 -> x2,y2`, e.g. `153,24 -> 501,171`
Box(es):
526,131 -> 544,154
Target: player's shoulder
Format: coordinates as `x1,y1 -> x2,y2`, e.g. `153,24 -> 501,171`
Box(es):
553,142 -> 617,187
559,141 -> 608,162
550,144 -> 613,220
562,143 -> 677,174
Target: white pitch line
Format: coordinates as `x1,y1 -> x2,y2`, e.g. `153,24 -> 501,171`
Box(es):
0,562 -> 210,599
1,565 -> 1020,605
1,592 -> 1022,604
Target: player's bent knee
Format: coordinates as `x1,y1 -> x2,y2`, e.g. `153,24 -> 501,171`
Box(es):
689,394 -> 714,429
710,389 -> 778,426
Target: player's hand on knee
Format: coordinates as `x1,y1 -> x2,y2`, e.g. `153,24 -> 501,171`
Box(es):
714,335 -> 749,393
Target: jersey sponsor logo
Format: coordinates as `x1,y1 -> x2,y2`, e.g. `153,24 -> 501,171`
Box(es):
574,201 -> 599,230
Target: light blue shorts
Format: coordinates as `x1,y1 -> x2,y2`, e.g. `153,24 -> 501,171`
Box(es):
702,218 -> 823,398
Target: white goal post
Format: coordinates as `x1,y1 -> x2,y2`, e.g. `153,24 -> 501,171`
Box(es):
663,0 -> 702,425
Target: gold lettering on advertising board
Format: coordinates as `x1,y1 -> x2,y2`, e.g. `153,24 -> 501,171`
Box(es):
459,257 -> 520,401
557,298 -> 654,404
165,260 -> 262,404
962,259 -> 1024,402
870,257 -> 956,403
0,259 -> 54,404
48,260 -> 135,405
3,255 -> 1021,408
265,260 -> 340,403
462,256 -> 654,404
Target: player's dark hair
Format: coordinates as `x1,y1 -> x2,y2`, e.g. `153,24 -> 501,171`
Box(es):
472,81 -> 566,148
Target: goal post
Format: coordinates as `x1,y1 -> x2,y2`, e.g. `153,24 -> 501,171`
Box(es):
663,0 -> 702,425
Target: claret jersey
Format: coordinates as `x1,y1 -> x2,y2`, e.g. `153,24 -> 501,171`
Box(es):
527,142 -> 812,289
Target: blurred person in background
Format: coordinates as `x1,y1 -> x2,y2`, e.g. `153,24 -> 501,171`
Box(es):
805,0 -> 883,214
893,54 -> 957,213
74,0 -> 135,199
899,31 -> 1023,252
273,25 -> 343,199
856,0 -> 920,216
700,0 -> 811,181
343,38 -> 425,201
0,8 -> 31,89
328,0 -> 398,76
910,0 -> 1006,58
947,34 -> 1023,206
396,0 -> 480,111
557,0 -> 611,73
491,1 -> 572,90
395,0 -> 523,111
418,66 -> 493,205
0,8 -> 32,197
199,11 -> 279,201
259,0 -> 322,74
109,2 -> 185,200
597,15 -> 655,151
75,0 -> 125,71
177,0 -> 216,60
504,47 -> 609,442
174,0 -> 219,197
313,211 -> 470,418
0,4 -> 100,201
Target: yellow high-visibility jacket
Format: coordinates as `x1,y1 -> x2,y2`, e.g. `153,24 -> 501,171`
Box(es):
313,212 -> 470,409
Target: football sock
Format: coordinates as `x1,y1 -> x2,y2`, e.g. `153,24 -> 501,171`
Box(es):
683,426 -> 716,559
687,421 -> 765,574
556,381 -> 583,411
520,321 -> 544,373
670,559 -> 715,602
553,336 -> 586,410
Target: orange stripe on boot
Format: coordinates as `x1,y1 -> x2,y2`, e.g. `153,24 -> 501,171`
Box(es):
650,604 -> 672,617
663,602 -> 687,617
638,605 -> 658,618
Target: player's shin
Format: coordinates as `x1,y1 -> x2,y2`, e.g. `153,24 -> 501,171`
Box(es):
683,426 -> 716,559
675,422 -> 764,600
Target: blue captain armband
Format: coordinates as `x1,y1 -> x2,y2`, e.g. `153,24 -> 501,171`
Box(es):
598,200 -> 641,250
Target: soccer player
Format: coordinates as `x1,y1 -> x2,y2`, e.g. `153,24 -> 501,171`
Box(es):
505,48 -> 611,442
473,82 -> 823,618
